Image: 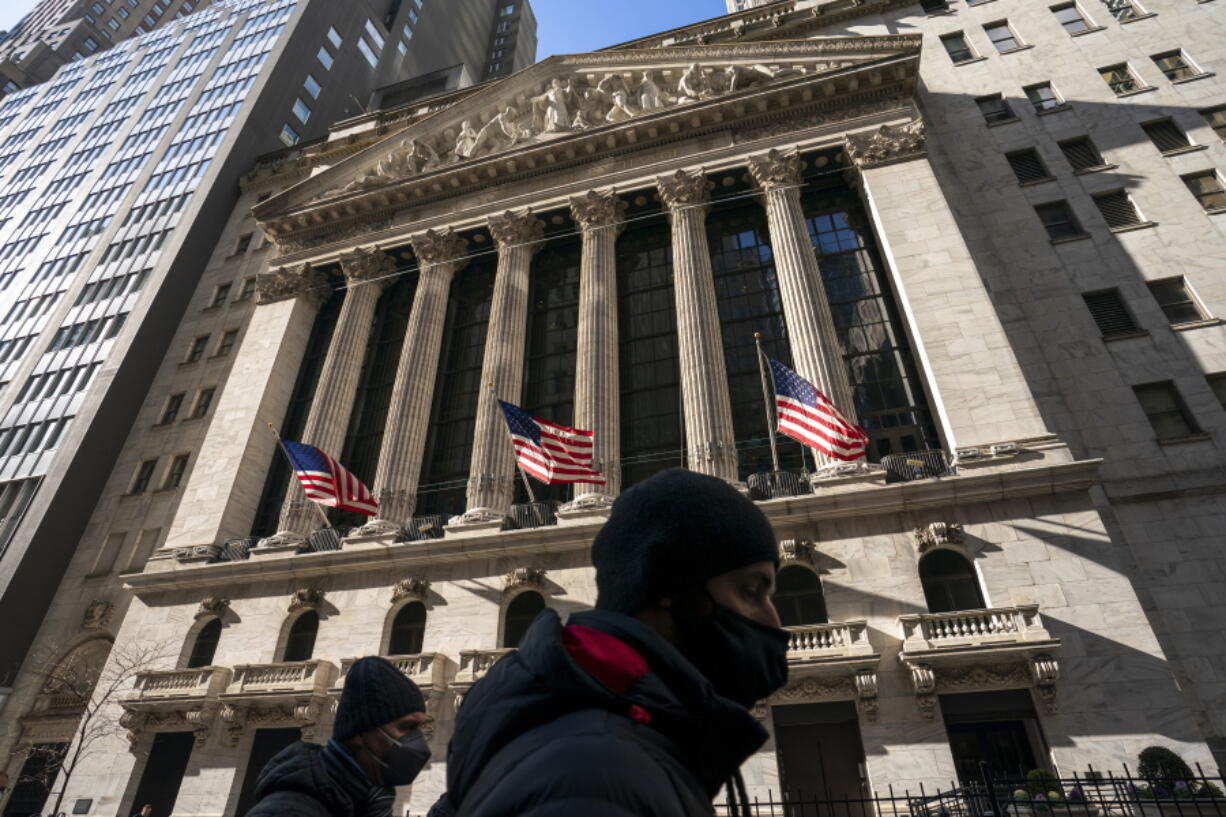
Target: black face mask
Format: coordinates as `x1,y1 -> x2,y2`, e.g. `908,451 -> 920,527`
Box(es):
374,728 -> 431,786
681,600 -> 791,707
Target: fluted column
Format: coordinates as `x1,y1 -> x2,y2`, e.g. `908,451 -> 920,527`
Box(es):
657,169 -> 740,484
748,148 -> 858,469
561,190 -> 628,511
265,246 -> 396,543
454,210 -> 546,525
357,230 -> 469,536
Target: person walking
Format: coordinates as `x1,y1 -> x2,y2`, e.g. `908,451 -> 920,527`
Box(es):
246,656 -> 432,817
441,468 -> 791,817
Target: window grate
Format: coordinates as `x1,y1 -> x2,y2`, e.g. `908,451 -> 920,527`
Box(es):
1142,119 -> 1190,153
1093,191 -> 1142,228
1082,290 -> 1139,337
1006,150 -> 1049,183
1147,277 -> 1205,325
1059,137 -> 1104,170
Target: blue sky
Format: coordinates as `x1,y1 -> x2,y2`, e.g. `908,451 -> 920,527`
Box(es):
2,1 -> 726,52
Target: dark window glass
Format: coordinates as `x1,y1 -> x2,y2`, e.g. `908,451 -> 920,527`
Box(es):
387,602 -> 426,655
4,743 -> 68,817
185,335 -> 209,363
417,253 -> 497,517
1147,277 -> 1205,325
160,393 -> 184,424
1092,191 -> 1142,228
1152,51 -> 1197,81
1082,289 -> 1139,337
617,221 -> 682,489
1142,119 -> 1191,153
920,0 -> 950,11
1206,373 -> 1226,411
1035,201 -> 1083,240
941,33 -> 975,63
1182,171 -> 1226,212
187,618 -> 221,668
773,566 -> 828,627
1133,381 -> 1200,440
1100,64 -> 1139,94
1058,136 -> 1104,170
1006,149 -> 1050,183
131,458 -> 157,493
984,21 -> 1020,52
920,550 -> 986,613
975,94 -> 1014,123
283,611 -> 319,662
1201,107 -> 1226,141
164,453 -> 189,489
804,187 -> 939,461
503,591 -> 544,648
1052,3 -> 1090,34
1024,83 -> 1061,111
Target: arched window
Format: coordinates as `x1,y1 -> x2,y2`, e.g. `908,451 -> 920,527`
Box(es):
773,565 -> 828,627
282,611 -> 319,662
187,619 -> 222,668
502,592 -> 544,648
919,550 -> 987,613
387,602 -> 426,656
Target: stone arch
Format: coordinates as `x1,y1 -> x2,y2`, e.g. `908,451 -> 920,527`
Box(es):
33,636 -> 113,716
918,547 -> 988,613
183,618 -> 223,669
383,600 -> 428,657
275,609 -> 320,662
773,562 -> 828,627
500,589 -> 546,649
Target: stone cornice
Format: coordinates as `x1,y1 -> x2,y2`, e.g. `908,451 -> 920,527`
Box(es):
124,458 -> 1102,596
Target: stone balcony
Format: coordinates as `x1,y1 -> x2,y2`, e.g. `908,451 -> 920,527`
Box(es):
897,605 -> 1062,718
449,649 -> 514,708
217,660 -> 339,745
773,621 -> 882,720
333,653 -> 456,738
123,666 -> 232,710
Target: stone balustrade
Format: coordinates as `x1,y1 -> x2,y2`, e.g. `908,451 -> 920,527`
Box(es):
454,649 -> 514,685
786,620 -> 875,662
336,653 -> 452,693
125,667 -> 232,704
225,660 -> 338,698
898,604 -> 1053,654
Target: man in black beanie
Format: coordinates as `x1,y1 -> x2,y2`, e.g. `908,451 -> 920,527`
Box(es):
247,656 -> 431,817
440,468 -> 790,817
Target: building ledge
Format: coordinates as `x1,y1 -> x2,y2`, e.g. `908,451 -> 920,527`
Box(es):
1102,329 -> 1151,343
1050,233 -> 1092,245
1110,220 -> 1158,234
1036,103 -> 1072,117
1019,176 -> 1057,188
1157,432 -> 1212,446
953,56 -> 989,68
986,115 -> 1020,128
1170,317 -> 1223,332
1069,26 -> 1106,37
997,45 -> 1035,56
1119,12 -> 1157,24
899,605 -> 1058,663
1172,72 -> 1215,86
1073,163 -> 1118,175
1116,86 -> 1157,98
1158,144 -> 1208,157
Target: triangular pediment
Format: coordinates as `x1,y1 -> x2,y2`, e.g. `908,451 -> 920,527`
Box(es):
257,35 -> 919,229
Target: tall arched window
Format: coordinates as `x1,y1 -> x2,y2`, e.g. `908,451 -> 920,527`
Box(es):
187,619 -> 222,668
282,611 -> 319,662
503,592 -> 544,648
919,550 -> 986,613
387,602 -> 426,656
773,566 -> 828,627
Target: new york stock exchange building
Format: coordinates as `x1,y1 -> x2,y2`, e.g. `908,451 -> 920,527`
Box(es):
5,1 -> 1226,816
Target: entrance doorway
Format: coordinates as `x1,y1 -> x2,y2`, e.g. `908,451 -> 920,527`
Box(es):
128,732 -> 195,817
940,689 -> 1048,782
3,743 -> 67,817
773,701 -> 868,811
234,728 -> 301,817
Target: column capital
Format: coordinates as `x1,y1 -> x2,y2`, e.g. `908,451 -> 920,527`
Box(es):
487,210 -> 546,252
255,264 -> 332,309
569,190 -> 628,234
748,148 -> 804,191
410,228 -> 469,272
656,169 -> 711,210
338,245 -> 397,286
845,119 -> 927,170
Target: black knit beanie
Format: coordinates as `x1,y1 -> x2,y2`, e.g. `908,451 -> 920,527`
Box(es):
333,656 -> 426,741
591,468 -> 779,614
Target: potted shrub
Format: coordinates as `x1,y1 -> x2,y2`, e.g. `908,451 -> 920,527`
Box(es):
1131,747 -> 1220,817
1010,771 -> 1097,817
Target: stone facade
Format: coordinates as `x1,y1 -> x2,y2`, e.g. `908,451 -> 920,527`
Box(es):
3,1 -> 1226,816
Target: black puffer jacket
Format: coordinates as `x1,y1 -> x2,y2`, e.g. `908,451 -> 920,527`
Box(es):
245,742 -> 362,817
445,608 -> 768,817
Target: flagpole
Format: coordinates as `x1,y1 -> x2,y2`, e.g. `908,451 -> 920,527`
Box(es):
266,423 -> 333,530
753,333 -> 781,473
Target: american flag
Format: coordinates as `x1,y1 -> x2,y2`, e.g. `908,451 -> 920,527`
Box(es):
768,359 -> 869,462
498,400 -> 606,485
281,440 -> 379,516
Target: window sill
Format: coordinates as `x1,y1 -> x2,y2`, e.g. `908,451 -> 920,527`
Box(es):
1119,12 -> 1157,23
151,421 -> 175,429
1157,433 -> 1210,446
179,360 -> 202,368
924,8 -> 957,16
1102,330 -> 1150,343
1172,72 -> 1214,86
1070,26 -> 1106,37
1109,221 -> 1158,234
953,56 -> 989,67
986,116 -> 1020,128
1050,233 -> 1092,245
181,416 -> 206,424
153,487 -> 180,495
207,353 -> 231,360
1170,317 -> 1223,332
997,45 -> 1035,56
119,492 -> 145,500
201,304 -> 223,313
1074,163 -> 1118,175
1116,86 -> 1157,98
1019,176 -> 1057,188
1206,206 -> 1226,215
1158,144 -> 1208,157
1036,103 -> 1072,117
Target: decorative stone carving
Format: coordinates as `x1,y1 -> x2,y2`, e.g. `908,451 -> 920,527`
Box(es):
941,663 -> 1030,690
487,210 -> 547,249
275,215 -> 393,254
749,702 -> 769,721
779,538 -> 818,566
288,589 -> 326,613
845,119 -> 927,169
255,264 -> 332,308
119,709 -> 146,748
908,663 -> 936,718
913,522 -> 965,554
338,245 -> 397,285
1030,654 -> 1060,714
747,148 -> 804,190
173,544 -> 222,564
569,189 -> 627,231
855,669 -> 879,723
81,601 -> 113,631
504,568 -> 547,594
196,598 -> 229,619
774,675 -> 856,702
255,530 -> 308,553
559,492 -> 616,513
392,578 -> 430,605
220,704 -> 246,747
657,169 -> 711,210
410,228 -> 468,267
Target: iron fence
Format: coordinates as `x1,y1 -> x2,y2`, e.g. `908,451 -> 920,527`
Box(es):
407,514 -> 448,541
509,501 -> 558,530
748,470 -> 810,500
881,449 -> 955,484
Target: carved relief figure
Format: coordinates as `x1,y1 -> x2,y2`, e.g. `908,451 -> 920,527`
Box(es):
605,90 -> 637,124
542,78 -> 572,133
678,63 -> 712,102
572,87 -> 606,129
455,120 -> 479,159
638,71 -> 664,111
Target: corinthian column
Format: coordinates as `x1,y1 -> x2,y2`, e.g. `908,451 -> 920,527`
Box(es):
263,246 -> 395,545
748,148 -> 858,468
561,190 -> 627,512
454,210 -> 546,526
657,169 -> 740,484
357,230 -> 469,537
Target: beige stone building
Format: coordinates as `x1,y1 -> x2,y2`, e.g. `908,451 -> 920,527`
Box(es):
3,0 -> 1226,815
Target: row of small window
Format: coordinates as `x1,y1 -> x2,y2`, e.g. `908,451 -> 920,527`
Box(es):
1132,377 -> 1226,443
924,0 -> 1149,26
0,417 -> 72,460
97,228 -> 172,264
0,336 -> 34,365
1032,173 -> 1225,243
11,362 -> 101,405
396,0 -> 421,54
156,386 -> 216,425
283,28 -> 346,146
289,75 -> 323,128
1083,276 -> 1214,338
75,267 -> 151,307
183,327 -> 240,363
205,275 -> 258,310
127,452 -> 191,494
3,291 -> 61,324
46,312 -> 127,351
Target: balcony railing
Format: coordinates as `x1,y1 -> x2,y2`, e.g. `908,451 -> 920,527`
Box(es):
454,649 -> 514,686
899,605 -> 1056,655
786,620 -> 875,661
224,660 -> 337,697
337,653 -> 450,691
125,667 -> 232,704
881,450 -> 955,483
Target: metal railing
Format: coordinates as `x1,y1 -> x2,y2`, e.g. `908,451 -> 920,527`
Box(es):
748,470 -> 809,500
881,450 -> 955,484
407,515 -> 447,541
213,537 -> 255,563
509,502 -> 558,530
